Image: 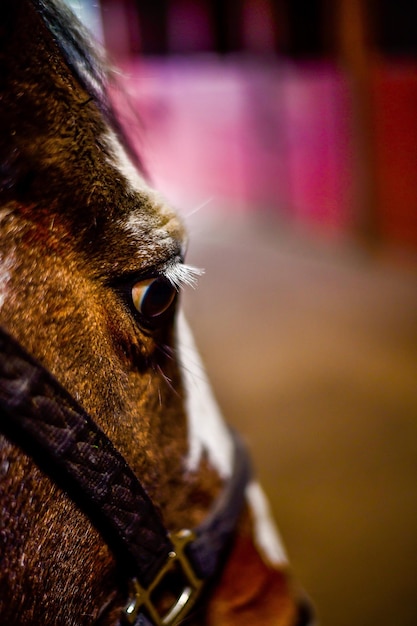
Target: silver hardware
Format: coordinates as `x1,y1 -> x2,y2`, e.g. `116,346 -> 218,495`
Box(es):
123,530 -> 203,626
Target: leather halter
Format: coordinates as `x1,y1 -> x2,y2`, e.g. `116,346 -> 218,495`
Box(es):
0,327 -> 251,625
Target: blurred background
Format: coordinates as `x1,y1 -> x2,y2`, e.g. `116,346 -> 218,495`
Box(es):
69,2 -> 417,624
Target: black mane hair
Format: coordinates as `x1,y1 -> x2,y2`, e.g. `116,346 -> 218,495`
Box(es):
33,0 -> 144,175
38,0 -> 146,174
36,0 -> 110,119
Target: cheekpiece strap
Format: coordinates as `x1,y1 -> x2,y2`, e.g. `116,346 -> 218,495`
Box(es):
0,326 -> 252,625
0,326 -> 172,587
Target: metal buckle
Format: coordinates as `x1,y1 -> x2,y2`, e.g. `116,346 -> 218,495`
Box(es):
123,529 -> 203,626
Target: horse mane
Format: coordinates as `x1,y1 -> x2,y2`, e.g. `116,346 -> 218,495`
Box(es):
40,0 -> 146,174
0,0 -> 145,191
35,0 -> 109,114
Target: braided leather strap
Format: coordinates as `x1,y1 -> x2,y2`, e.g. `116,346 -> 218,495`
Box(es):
0,326 -> 173,587
0,326 -> 253,626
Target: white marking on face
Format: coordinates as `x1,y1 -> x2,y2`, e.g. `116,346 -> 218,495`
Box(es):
246,481 -> 289,566
177,313 -> 289,566
104,129 -> 149,197
124,214 -> 176,256
104,130 -> 184,256
176,311 -> 234,478
0,254 -> 14,310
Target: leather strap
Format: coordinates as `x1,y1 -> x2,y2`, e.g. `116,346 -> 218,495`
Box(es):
0,326 -> 251,600
0,326 -> 173,587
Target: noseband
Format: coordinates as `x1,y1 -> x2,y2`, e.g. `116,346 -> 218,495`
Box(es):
0,327 -> 251,625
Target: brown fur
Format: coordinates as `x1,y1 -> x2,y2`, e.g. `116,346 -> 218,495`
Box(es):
208,507 -> 298,626
0,1 -> 303,624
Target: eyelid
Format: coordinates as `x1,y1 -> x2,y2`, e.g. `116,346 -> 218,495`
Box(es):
105,250 -> 184,287
111,258 -> 202,293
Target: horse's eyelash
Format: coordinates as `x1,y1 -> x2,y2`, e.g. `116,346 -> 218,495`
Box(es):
108,263 -> 204,295
162,263 -> 204,290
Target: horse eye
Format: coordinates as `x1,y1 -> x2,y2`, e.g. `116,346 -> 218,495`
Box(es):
132,278 -> 177,321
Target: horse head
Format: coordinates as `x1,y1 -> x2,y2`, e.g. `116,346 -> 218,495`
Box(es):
0,1 -> 313,624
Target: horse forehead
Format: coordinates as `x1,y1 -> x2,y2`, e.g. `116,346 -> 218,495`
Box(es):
101,131 -> 186,261
105,130 -> 184,239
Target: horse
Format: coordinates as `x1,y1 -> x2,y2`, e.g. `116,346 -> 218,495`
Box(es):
0,1 -> 313,624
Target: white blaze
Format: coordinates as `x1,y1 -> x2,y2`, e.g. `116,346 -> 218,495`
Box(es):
104,129 -> 148,196
0,258 -> 12,310
177,311 -> 233,478
246,481 -> 289,566
177,311 -> 288,566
